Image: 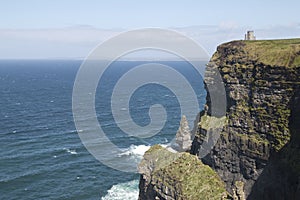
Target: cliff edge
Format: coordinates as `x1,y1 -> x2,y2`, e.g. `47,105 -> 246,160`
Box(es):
192,39 -> 300,199
139,39 -> 300,200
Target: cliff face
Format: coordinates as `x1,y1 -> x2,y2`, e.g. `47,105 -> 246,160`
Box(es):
191,39 -> 300,199
138,39 -> 300,200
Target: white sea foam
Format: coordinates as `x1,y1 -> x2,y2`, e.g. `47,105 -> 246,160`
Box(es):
118,144 -> 151,158
68,150 -> 77,155
101,180 -> 139,200
118,143 -> 173,157
104,144 -> 172,199
63,148 -> 78,155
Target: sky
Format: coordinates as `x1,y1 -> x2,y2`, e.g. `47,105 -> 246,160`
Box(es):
0,0 -> 299,59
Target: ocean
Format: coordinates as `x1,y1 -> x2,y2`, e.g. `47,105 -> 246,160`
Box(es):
0,60 -> 205,199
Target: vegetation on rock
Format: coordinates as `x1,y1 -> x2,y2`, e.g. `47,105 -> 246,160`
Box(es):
139,38 -> 300,200
138,145 -> 228,200
193,38 -> 300,199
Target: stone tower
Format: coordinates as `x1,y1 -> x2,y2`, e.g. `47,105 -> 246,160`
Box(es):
244,31 -> 256,40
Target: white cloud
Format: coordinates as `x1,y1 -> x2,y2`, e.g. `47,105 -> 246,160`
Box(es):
0,24 -> 299,59
0,26 -> 122,59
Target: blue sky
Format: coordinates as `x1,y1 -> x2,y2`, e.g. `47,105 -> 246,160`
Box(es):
1,0 -> 299,29
0,0 -> 299,58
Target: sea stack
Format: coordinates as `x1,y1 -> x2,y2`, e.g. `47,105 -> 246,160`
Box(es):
174,115 -> 192,152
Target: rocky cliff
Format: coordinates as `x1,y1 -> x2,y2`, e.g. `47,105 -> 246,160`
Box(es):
138,145 -> 228,200
139,39 -> 300,200
192,39 -> 300,199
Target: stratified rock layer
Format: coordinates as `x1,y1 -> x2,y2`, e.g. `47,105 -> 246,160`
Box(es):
138,39 -> 300,200
191,39 -> 300,200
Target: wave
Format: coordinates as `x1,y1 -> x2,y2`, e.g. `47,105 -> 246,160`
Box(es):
63,148 -> 78,155
117,142 -> 173,158
101,180 -> 139,200
102,143 -> 171,200
118,144 -> 151,159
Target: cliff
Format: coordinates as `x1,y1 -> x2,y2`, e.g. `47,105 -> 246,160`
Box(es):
192,39 -> 300,199
138,145 -> 228,200
139,39 -> 300,200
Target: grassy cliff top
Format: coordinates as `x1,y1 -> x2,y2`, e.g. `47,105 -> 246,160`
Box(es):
139,145 -> 228,200
214,38 -> 300,67
244,39 -> 300,67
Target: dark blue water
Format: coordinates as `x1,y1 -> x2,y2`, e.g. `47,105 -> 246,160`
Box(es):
0,60 -> 205,199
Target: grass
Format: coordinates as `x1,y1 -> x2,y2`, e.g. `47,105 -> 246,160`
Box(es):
243,39 -> 300,67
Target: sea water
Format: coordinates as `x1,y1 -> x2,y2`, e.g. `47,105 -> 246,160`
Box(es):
0,60 -> 205,199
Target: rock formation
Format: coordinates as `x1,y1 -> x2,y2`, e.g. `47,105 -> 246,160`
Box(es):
138,145 -> 228,200
192,39 -> 300,199
139,39 -> 300,200
173,115 -> 193,152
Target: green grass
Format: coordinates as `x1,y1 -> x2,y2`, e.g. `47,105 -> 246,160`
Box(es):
243,39 -> 300,67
